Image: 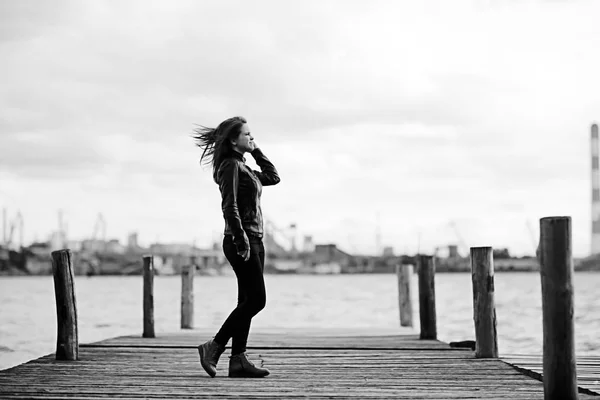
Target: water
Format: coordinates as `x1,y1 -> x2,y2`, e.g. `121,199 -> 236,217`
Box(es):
1,272 -> 599,371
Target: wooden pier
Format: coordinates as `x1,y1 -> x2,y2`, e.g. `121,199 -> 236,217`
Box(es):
2,215 -> 598,399
0,328 -> 598,399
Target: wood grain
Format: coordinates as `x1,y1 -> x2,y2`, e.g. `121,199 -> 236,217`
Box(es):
397,264 -> 413,327
418,255 -> 437,340
142,255 -> 155,338
539,216 -> 577,399
502,354 -> 600,396
1,329 -> 598,399
180,265 -> 194,329
470,246 -> 498,358
51,249 -> 78,361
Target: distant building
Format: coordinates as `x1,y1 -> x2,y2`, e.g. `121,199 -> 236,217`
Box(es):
149,242 -> 225,274
106,239 -> 125,254
127,232 -> 139,249
80,238 -> 125,254
303,236 -> 315,253
49,231 -> 67,252
448,245 -> 460,259
81,239 -> 105,252
311,244 -> 348,264
65,240 -> 82,252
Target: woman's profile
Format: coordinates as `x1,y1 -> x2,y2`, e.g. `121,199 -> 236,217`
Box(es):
192,116 -> 280,378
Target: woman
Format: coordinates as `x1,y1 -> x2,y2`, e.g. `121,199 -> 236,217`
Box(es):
192,116 -> 280,378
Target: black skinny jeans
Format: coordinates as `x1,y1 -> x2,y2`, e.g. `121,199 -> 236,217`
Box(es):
214,234 -> 266,355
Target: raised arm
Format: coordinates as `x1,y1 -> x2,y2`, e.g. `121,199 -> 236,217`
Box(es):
250,147 -> 280,186
217,159 -> 249,253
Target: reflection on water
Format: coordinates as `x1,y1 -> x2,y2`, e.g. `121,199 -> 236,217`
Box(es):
0,272 -> 599,370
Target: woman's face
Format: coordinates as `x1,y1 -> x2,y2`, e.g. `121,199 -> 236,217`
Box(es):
232,123 -> 255,153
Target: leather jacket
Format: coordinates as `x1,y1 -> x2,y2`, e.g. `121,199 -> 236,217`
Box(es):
217,148 -> 280,252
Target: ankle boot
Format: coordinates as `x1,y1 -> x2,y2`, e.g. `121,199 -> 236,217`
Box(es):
228,352 -> 270,378
197,339 -> 226,378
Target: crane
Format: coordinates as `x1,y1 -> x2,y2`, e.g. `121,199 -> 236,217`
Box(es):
58,209 -> 68,243
5,210 -> 24,250
526,219 -> 538,255
92,213 -> 106,240
449,220 -> 468,256
265,219 -> 297,254
91,213 -> 107,252
2,207 -> 6,245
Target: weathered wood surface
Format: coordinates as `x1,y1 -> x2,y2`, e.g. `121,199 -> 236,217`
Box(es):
0,330 -> 598,399
50,249 -> 79,361
539,216 -> 577,399
418,255 -> 437,340
142,255 -> 155,338
502,354 -> 600,396
396,264 -> 413,327
180,264 -> 194,329
470,246 -> 498,358
85,329 -> 455,350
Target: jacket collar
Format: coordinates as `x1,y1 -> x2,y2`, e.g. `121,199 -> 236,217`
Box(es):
231,149 -> 246,163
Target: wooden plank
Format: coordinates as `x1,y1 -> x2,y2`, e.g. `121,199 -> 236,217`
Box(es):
502,354 -> 600,395
0,348 -> 554,399
84,329 -> 458,350
1,330 -> 598,399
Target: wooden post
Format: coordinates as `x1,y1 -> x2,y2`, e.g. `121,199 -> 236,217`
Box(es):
142,255 -> 155,338
51,249 -> 78,360
396,263 -> 413,327
470,246 -> 498,358
181,261 -> 194,329
539,216 -> 577,400
417,255 -> 437,339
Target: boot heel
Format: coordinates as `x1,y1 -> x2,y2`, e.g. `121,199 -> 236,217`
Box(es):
198,339 -> 225,378
228,352 -> 270,378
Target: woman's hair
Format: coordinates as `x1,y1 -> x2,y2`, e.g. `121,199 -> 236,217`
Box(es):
191,116 -> 247,182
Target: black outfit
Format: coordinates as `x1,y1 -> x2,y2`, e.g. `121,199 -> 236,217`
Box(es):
218,148 -> 280,252
214,148 -> 280,355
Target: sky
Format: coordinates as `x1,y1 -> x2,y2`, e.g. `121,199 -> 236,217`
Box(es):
1,0 -> 599,257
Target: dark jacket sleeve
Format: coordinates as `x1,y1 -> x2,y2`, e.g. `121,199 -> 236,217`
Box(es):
217,159 -> 249,252
250,148 -> 281,186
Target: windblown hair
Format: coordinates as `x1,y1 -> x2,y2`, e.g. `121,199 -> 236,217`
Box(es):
191,116 -> 247,182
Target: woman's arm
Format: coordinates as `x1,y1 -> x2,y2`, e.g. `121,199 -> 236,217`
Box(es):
250,147 -> 280,186
217,159 -> 249,253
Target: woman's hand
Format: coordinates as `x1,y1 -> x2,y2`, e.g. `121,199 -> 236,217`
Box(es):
238,248 -> 250,261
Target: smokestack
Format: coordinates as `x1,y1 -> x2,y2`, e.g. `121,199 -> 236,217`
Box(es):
2,207 -> 6,245
592,123 -> 600,255
18,212 -> 23,249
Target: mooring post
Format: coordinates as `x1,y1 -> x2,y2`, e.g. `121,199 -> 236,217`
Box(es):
470,246 -> 498,358
181,258 -> 195,329
539,216 -> 577,400
396,263 -> 413,327
51,249 -> 78,360
142,255 -> 155,338
417,255 -> 437,339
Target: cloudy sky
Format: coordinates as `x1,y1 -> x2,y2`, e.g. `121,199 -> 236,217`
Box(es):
1,0 -> 599,257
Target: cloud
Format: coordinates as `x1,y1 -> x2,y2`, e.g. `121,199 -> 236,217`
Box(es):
1,0 -> 600,256
0,1 -> 77,42
0,131 -> 112,178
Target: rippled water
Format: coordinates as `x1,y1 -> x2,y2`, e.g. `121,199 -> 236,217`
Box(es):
1,272 -> 599,371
